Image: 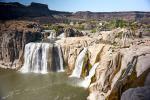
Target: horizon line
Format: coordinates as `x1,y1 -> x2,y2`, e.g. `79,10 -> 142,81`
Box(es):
1,1 -> 150,13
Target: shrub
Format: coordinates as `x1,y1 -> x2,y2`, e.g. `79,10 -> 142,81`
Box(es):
91,28 -> 97,33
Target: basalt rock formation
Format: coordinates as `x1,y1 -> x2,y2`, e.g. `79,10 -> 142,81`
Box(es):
0,21 -> 42,69
56,28 -> 150,100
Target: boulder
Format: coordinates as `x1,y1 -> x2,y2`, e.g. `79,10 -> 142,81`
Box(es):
64,28 -> 83,37
121,86 -> 150,100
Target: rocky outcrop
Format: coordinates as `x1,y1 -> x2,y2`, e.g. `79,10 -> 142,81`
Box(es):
121,71 -> 150,100
56,29 -> 150,100
121,86 -> 150,100
64,28 -> 84,37
56,36 -> 104,74
0,21 -> 42,69
56,37 -> 91,73
87,41 -> 150,100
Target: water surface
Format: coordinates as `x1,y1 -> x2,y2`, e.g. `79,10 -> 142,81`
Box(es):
0,69 -> 88,100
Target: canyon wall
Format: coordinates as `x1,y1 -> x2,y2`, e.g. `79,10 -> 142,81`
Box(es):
56,30 -> 150,100
0,2 -> 150,23
0,21 -> 42,69
0,2 -> 71,20
72,11 -> 150,21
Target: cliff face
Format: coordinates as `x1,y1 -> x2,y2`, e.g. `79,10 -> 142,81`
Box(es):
87,44 -> 150,100
0,2 -> 149,22
56,29 -> 150,100
0,21 -> 42,69
0,2 -> 71,20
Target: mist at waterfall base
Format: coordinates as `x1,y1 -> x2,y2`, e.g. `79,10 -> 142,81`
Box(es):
0,69 -> 88,100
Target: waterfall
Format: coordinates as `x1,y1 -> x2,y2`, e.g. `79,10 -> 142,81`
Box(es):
57,33 -> 65,38
44,30 -> 56,39
20,43 -> 36,73
52,44 -> 64,72
79,63 -> 99,88
20,42 -> 64,74
69,48 -> 88,78
57,45 -> 64,72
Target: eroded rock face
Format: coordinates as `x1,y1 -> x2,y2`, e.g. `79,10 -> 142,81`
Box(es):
56,37 -> 92,74
56,36 -> 104,74
55,27 -> 150,100
0,21 -> 42,69
87,43 -> 150,100
57,29 -> 150,99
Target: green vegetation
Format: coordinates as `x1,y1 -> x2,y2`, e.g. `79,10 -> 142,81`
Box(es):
102,19 -> 127,30
91,28 -> 97,33
112,20 -> 127,28
81,53 -> 92,78
52,25 -> 64,33
115,31 -> 123,39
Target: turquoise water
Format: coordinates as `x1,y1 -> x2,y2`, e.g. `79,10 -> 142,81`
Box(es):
0,69 -> 88,100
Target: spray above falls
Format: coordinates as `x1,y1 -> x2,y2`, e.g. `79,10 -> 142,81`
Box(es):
19,43 -> 64,74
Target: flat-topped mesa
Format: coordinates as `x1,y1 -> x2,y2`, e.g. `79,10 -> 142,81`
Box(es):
29,2 -> 49,9
0,2 -> 71,20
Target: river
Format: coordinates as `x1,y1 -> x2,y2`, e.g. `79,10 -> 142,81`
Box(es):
0,69 -> 88,100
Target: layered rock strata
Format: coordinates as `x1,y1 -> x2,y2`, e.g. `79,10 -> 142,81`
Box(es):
56,30 -> 150,100
0,21 -> 42,69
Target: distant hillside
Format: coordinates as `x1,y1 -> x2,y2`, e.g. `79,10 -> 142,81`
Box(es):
72,11 -> 150,21
0,2 -> 149,24
0,2 -> 71,20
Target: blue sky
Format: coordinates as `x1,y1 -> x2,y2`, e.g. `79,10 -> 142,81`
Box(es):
1,0 -> 150,12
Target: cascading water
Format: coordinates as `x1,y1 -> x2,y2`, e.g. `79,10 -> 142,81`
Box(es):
47,33 -> 56,39
79,63 -> 99,88
57,45 -> 64,72
52,44 -> 64,72
69,48 -> 88,78
20,42 -> 64,74
19,43 -> 52,74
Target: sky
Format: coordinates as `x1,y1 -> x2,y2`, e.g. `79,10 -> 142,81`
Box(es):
1,0 -> 150,12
